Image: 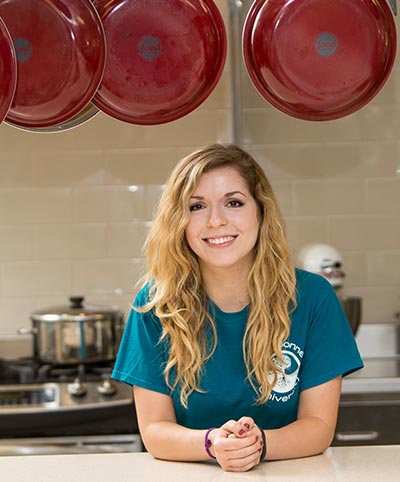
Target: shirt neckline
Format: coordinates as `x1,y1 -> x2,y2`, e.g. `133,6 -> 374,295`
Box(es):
207,298 -> 249,322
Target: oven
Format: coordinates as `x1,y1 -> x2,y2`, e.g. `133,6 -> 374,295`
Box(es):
0,359 -> 142,456
333,323 -> 400,446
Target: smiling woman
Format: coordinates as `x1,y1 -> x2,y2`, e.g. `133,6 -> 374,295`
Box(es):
111,144 -> 363,472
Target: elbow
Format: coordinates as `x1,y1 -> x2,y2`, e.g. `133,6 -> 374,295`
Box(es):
139,426 -> 159,459
140,439 -> 167,461
305,417 -> 336,456
140,435 -> 163,460
140,424 -> 174,461
317,420 -> 336,453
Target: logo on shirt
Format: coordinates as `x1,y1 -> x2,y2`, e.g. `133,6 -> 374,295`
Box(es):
268,341 -> 303,403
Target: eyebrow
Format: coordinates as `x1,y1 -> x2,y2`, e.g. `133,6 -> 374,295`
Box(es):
190,191 -> 248,199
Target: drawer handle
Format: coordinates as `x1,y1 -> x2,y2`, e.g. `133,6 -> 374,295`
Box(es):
335,431 -> 379,442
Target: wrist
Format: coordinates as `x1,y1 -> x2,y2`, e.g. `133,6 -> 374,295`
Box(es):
204,427 -> 217,459
259,427 -> 267,463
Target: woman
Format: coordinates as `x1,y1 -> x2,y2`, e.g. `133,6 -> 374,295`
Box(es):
112,144 -> 363,472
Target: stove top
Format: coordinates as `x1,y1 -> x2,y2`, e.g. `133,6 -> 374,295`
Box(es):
0,357 -> 115,385
0,358 -> 133,414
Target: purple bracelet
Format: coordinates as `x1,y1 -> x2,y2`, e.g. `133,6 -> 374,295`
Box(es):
204,427 -> 217,459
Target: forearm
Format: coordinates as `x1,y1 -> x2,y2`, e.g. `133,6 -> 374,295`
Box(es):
264,416 -> 335,461
142,419 -> 262,472
142,421 -> 209,461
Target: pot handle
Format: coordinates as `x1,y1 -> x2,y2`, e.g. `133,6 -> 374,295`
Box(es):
17,327 -> 38,335
70,296 -> 84,309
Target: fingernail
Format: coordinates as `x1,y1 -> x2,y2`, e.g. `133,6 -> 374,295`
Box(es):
244,423 -> 250,430
239,429 -> 246,436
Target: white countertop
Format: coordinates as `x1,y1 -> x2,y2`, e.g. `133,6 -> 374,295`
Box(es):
0,445 -> 398,482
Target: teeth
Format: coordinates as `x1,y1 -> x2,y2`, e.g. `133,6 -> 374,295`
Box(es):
207,236 -> 235,245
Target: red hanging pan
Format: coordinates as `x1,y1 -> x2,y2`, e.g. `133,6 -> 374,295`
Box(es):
92,0 -> 227,125
243,0 -> 397,121
0,0 -> 106,130
0,16 -> 16,124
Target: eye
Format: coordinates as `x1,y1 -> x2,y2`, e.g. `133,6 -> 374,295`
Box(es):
189,202 -> 205,212
227,199 -> 244,208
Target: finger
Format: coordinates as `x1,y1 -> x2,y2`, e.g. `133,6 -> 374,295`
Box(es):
237,416 -> 255,432
215,433 -> 260,455
219,443 -> 262,472
221,419 -> 254,438
220,419 -> 246,436
243,425 -> 261,439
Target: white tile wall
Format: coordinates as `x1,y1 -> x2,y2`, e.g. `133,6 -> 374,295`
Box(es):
0,0 -> 399,352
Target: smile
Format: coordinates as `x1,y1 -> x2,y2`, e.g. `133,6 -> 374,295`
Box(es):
204,235 -> 237,245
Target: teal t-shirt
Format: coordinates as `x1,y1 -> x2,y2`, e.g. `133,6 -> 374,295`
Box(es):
112,269 -> 363,430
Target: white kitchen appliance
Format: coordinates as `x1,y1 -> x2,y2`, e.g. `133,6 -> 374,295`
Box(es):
297,243 -> 362,334
297,243 -> 345,288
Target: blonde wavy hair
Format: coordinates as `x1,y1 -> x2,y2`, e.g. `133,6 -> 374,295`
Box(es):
137,144 -> 297,407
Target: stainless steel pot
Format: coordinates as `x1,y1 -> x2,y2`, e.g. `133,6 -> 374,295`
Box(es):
18,297 -> 124,365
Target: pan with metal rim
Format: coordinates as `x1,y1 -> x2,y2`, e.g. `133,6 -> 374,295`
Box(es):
243,0 -> 397,121
92,0 -> 227,125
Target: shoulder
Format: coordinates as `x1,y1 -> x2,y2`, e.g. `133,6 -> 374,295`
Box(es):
133,282 -> 153,308
295,268 -> 333,298
126,282 -> 161,330
294,268 -> 338,315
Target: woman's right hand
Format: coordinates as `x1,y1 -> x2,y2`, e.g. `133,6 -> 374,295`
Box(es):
208,418 -> 263,472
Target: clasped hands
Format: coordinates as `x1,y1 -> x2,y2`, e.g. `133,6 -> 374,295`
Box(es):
207,417 -> 264,472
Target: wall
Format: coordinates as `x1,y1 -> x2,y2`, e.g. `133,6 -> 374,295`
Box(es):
0,1 -> 399,357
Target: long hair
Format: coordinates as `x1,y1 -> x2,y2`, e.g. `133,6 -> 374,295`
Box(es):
137,144 -> 297,407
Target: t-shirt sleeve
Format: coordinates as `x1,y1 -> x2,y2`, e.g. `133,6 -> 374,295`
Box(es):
299,276 -> 364,392
111,289 -> 170,395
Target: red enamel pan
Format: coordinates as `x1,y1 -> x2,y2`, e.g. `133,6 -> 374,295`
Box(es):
0,0 -> 106,130
92,0 -> 227,125
243,0 -> 397,121
0,16 -> 16,124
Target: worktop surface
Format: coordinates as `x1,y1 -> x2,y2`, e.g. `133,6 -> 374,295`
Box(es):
0,445 -> 398,482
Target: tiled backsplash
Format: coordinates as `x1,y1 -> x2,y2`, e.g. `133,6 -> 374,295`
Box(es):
0,1 -> 399,352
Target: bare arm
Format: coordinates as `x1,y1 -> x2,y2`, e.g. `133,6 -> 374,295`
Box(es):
262,376 -> 342,460
133,386 -> 261,471
134,377 -> 341,466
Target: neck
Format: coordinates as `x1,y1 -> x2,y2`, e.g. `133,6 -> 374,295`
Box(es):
201,264 -> 251,313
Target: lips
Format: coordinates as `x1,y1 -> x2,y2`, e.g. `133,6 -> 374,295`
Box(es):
203,235 -> 237,245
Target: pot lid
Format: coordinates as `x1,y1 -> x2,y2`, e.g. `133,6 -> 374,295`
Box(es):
92,0 -> 227,125
242,0 -> 397,121
0,0 -> 106,129
31,296 -> 122,323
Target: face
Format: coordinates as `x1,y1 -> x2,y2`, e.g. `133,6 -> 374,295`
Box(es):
185,166 -> 260,275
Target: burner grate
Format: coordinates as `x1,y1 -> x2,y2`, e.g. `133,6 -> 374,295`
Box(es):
0,358 -> 114,385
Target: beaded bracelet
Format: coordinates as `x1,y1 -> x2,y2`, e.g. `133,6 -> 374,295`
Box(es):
204,427 -> 217,459
259,427 -> 267,463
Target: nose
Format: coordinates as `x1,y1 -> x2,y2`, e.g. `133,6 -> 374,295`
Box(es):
207,205 -> 228,228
